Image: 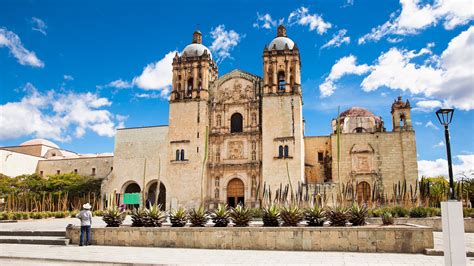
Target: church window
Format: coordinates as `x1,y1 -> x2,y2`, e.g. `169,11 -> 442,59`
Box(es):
56,170 -> 61,175
318,152 -> 324,163
284,145 -> 289,158
92,168 -> 96,176
278,71 -> 285,91
252,151 -> 256,160
251,113 -> 257,125
278,145 -> 284,158
354,127 -> 365,133
216,115 -> 221,127
176,150 -> 180,161
74,169 -> 78,174
197,147 -> 199,153
187,78 -> 193,97
230,113 -> 243,133
40,171 -> 43,176
216,149 -> 220,162
180,149 -> 185,160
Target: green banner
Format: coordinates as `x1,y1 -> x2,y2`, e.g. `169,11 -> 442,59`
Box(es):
123,193 -> 141,204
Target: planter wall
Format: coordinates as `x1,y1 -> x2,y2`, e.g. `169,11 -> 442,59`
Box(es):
367,217 -> 474,232
66,225 -> 433,253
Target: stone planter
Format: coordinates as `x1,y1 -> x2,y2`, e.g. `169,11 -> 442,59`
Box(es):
66,224 -> 433,253
366,217 -> 474,232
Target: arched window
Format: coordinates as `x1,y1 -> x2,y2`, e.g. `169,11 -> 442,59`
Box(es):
216,149 -> 220,162
284,145 -> 289,158
278,145 -> 284,158
176,150 -> 180,161
180,149 -> 185,160
278,71 -> 285,91
230,113 -> 243,133
354,127 -> 365,133
216,115 -> 221,127
187,78 -> 193,96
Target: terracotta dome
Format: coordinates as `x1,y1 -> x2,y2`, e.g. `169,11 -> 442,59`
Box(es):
20,138 -> 59,148
340,107 -> 380,121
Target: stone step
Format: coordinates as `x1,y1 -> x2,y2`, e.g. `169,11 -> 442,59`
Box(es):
0,236 -> 70,245
0,231 -> 65,237
424,248 -> 474,257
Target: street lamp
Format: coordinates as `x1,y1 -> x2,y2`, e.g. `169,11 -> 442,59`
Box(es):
436,108 -> 455,200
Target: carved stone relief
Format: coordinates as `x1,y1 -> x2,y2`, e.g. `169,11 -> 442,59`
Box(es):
228,141 -> 244,159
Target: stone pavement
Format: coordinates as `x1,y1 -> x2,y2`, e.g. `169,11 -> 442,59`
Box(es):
2,243 -> 473,265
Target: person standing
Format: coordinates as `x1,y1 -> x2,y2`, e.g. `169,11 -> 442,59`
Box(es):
76,203 -> 93,246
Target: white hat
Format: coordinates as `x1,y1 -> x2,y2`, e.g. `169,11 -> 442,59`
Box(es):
83,203 -> 92,209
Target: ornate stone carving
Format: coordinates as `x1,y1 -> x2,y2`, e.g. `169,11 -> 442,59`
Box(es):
215,80 -> 253,103
228,141 -> 244,159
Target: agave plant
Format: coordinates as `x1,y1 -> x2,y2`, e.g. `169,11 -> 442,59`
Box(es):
280,205 -> 304,226
325,206 -> 348,226
144,204 -> 167,227
188,206 -> 209,227
102,206 -> 125,227
349,203 -> 368,226
131,207 -> 148,227
169,207 -> 187,227
262,205 -> 280,227
304,205 -> 325,226
211,204 -> 230,227
230,204 -> 252,227
382,212 -> 394,225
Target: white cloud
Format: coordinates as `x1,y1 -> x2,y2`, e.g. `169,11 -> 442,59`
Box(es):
433,141 -> 445,148
319,55 -> 370,97
321,29 -> 351,49
31,17 -> 47,36
253,13 -> 278,29
425,120 -> 440,130
413,100 -> 442,112
132,50 -> 176,92
0,27 -> 44,68
63,75 -> 74,81
322,26 -> 474,110
107,79 -> 133,89
414,121 -> 423,125
210,25 -> 242,62
418,154 -> 474,178
359,0 -> 474,44
288,7 -> 332,35
0,83 -> 124,142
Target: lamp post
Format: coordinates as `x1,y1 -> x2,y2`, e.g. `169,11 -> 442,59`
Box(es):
435,108 -> 455,200
436,108 -> 466,265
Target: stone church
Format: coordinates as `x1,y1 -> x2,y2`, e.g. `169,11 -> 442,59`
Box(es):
0,25 -> 418,209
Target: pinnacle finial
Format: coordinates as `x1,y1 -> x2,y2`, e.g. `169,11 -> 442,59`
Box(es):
192,30 -> 202,44
277,24 -> 287,37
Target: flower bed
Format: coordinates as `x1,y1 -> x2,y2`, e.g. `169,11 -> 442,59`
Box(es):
66,224 -> 433,253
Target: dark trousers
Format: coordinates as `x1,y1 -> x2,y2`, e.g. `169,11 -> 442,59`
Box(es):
80,225 -> 91,246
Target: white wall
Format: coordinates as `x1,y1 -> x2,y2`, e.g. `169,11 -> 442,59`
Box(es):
0,149 -> 42,177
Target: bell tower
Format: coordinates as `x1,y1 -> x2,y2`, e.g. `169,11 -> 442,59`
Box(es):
391,96 -> 413,131
166,31 -> 217,208
261,25 -> 304,191
170,31 -> 218,101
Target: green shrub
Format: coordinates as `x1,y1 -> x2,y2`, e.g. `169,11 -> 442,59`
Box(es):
0,212 -> 6,220
249,208 -> 262,219
370,207 -> 390,217
382,212 -> 394,225
22,212 -> 30,219
93,210 -> 104,217
409,207 -> 429,218
53,211 -> 66,218
428,207 -> 441,217
391,206 -> 409,217
463,208 -> 473,218
69,210 -> 79,218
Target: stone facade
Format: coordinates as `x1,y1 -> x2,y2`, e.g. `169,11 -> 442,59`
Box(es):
100,26 -> 418,209
66,224 -> 434,253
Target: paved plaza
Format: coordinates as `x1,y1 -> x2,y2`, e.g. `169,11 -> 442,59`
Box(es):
1,217 -> 473,265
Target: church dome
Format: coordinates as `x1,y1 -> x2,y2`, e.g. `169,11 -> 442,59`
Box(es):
182,43 -> 212,58
182,30 -> 212,59
20,138 -> 59,148
268,36 -> 295,50
267,25 -> 295,50
340,107 -> 380,121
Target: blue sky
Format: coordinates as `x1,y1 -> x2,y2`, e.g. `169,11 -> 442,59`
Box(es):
0,0 -> 473,177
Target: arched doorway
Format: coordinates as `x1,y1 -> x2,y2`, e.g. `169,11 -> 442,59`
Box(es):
230,113 -> 243,133
227,178 -> 244,207
356,181 -> 371,203
147,182 -> 166,210
123,182 -> 141,210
